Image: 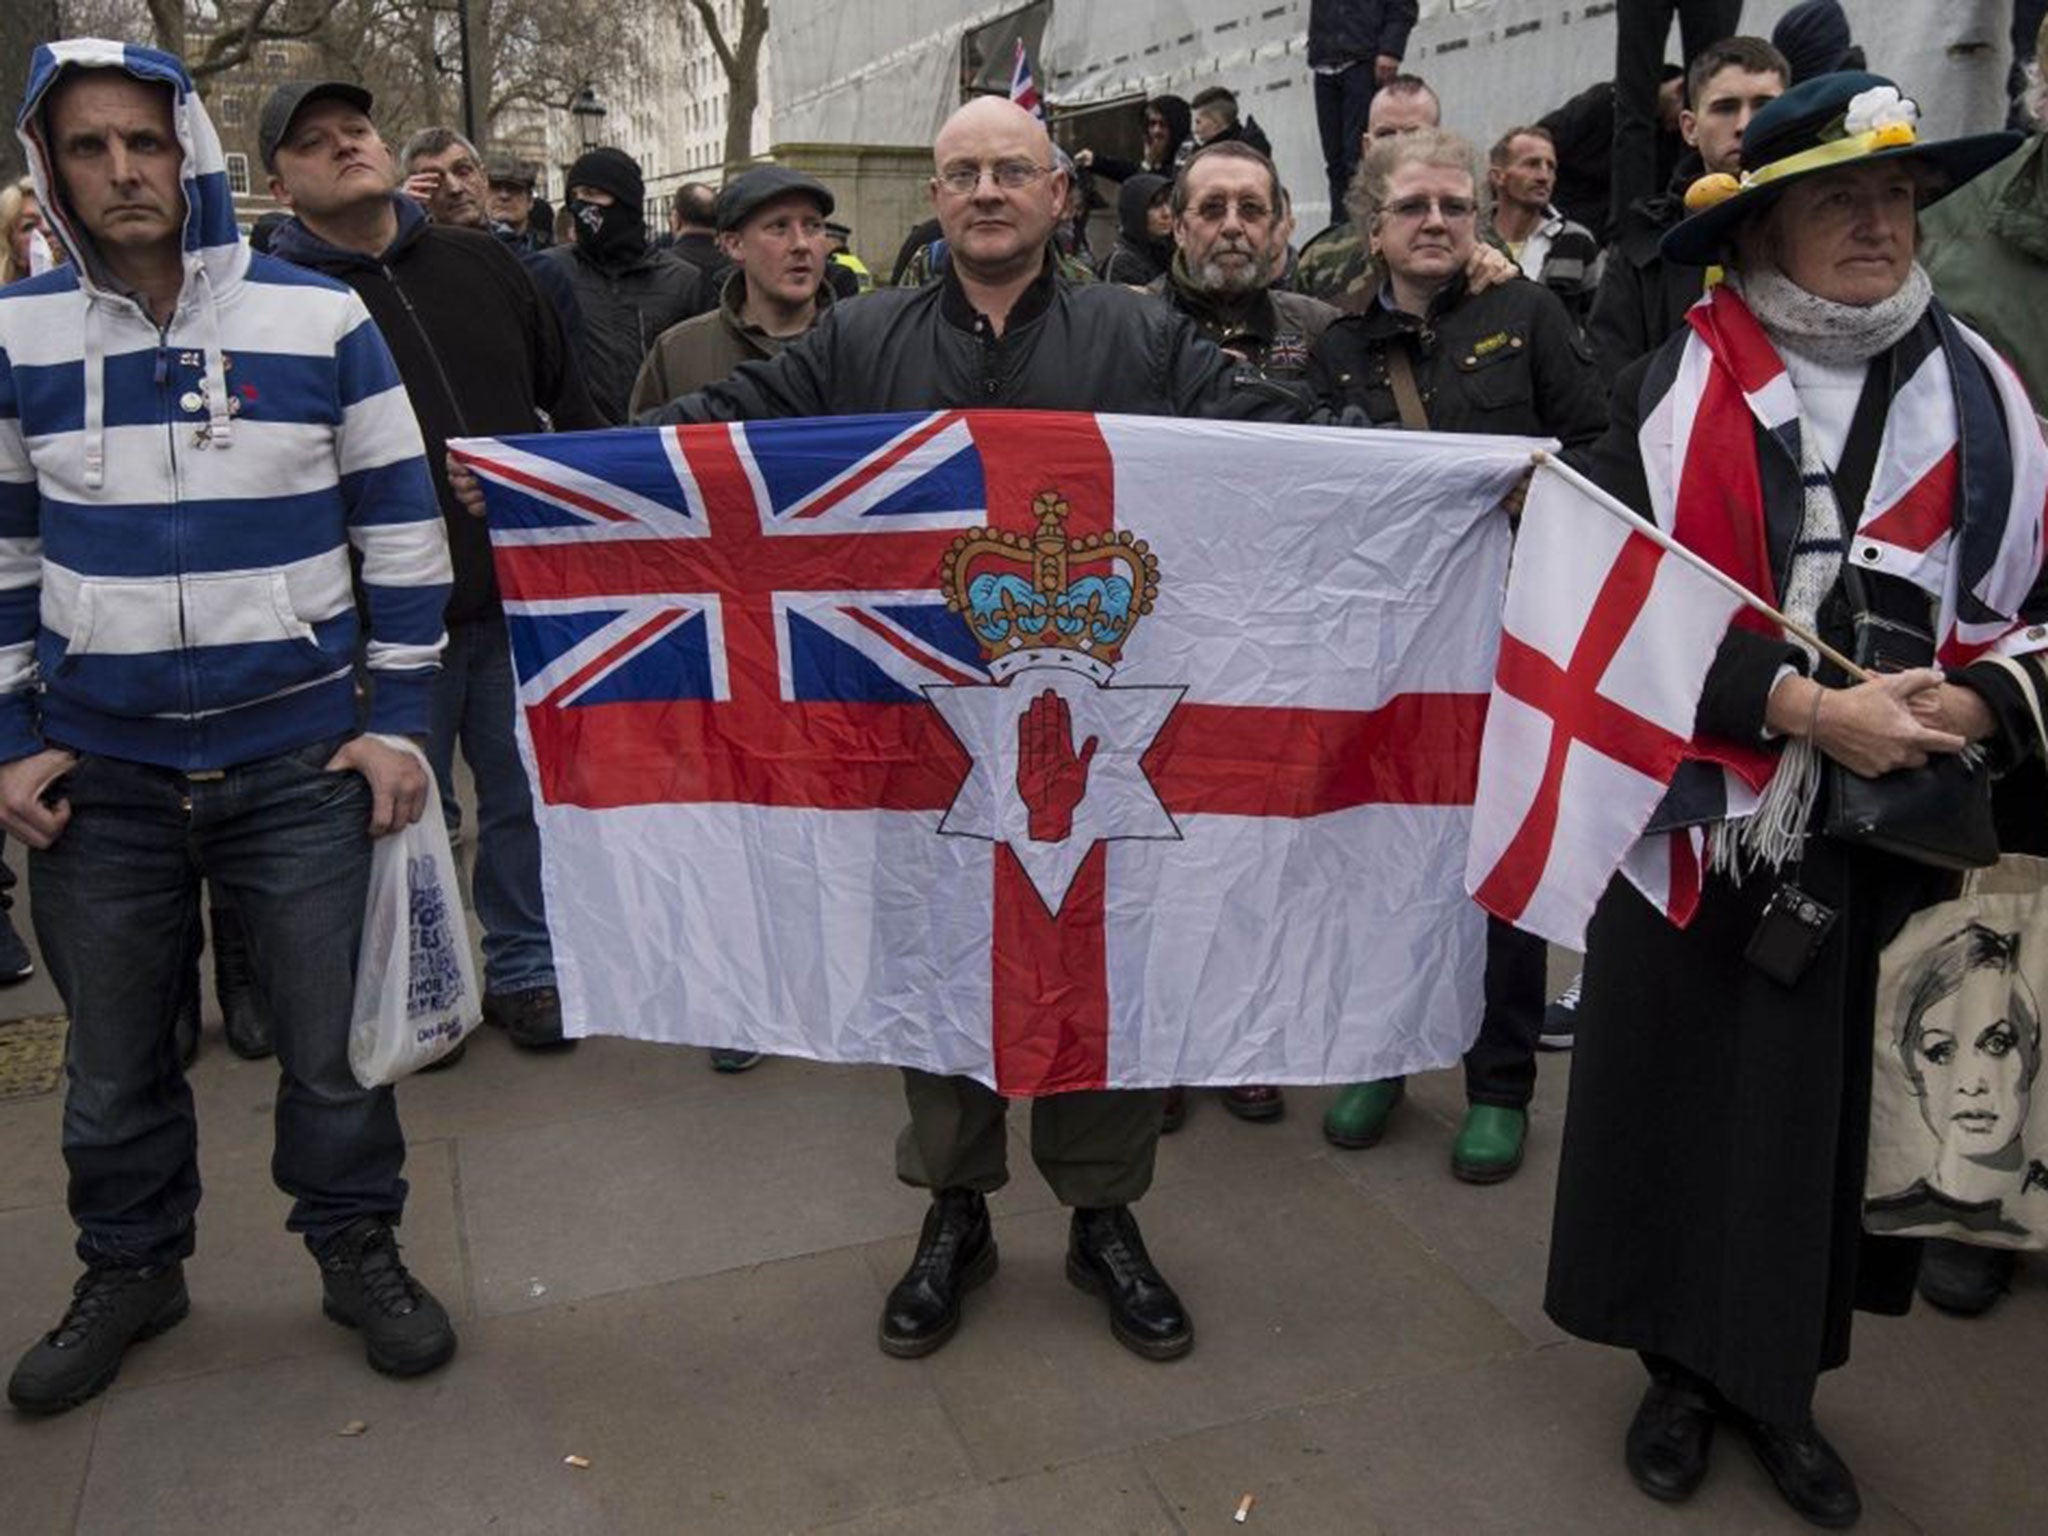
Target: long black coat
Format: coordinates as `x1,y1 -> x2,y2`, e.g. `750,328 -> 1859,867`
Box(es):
1543,336 -> 2048,1424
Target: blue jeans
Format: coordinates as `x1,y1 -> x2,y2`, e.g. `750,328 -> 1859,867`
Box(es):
31,737 -> 406,1265
426,615 -> 554,995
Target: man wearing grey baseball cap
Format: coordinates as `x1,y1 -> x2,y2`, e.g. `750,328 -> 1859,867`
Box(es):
257,79 -> 372,172
627,165 -> 838,419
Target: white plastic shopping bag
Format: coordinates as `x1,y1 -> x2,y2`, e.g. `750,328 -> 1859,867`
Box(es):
349,740 -> 481,1086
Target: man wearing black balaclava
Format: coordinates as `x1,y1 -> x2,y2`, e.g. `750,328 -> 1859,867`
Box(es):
545,146 -> 708,422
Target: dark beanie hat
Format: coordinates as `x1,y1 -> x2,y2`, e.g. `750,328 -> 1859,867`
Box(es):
567,147 -> 644,210
1771,0 -> 1856,84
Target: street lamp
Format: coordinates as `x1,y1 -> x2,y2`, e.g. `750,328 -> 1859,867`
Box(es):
571,87 -> 607,150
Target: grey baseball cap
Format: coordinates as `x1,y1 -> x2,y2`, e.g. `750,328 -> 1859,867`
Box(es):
258,80 -> 375,171
714,166 -> 834,232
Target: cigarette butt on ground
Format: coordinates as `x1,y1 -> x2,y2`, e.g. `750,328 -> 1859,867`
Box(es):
338,1421 -> 368,1438
563,1454 -> 592,1469
1234,1492 -> 1255,1522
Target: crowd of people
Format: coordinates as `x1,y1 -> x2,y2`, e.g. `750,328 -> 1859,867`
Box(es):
4,5 -> 2048,1529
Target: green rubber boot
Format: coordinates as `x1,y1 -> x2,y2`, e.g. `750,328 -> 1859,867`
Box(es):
1451,1105 -> 1527,1184
1321,1079 -> 1405,1150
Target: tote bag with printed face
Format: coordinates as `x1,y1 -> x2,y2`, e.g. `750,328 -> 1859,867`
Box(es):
1867,873 -> 2048,1252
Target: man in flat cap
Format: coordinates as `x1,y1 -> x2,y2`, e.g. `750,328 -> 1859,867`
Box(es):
628,165 -> 837,417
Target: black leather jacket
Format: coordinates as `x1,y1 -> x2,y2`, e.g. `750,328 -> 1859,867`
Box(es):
639,261 -> 1309,424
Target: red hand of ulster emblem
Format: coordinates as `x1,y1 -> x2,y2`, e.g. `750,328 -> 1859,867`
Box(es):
1016,688 -> 1098,842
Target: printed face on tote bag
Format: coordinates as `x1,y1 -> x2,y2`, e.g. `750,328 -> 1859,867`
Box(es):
1872,922 -> 2048,1235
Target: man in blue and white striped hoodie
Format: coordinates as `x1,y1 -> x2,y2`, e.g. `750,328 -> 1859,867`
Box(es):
0,41 -> 459,1412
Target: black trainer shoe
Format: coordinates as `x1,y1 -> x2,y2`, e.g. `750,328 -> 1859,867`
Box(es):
7,1261 -> 189,1414
0,904 -> 33,984
1734,1412 -> 1861,1530
1539,971 -> 1582,1051
483,986 -> 576,1052
1066,1205 -> 1193,1361
318,1219 -> 456,1378
1917,1238 -> 2017,1316
878,1189 -> 997,1359
210,905 -> 274,1061
708,1048 -> 764,1073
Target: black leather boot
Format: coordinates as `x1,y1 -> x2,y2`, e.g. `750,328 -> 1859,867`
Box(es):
1624,1376 -> 1717,1503
211,905 -> 273,1060
1066,1204 -> 1193,1360
1734,1413 -> 1861,1529
878,1189 -> 996,1358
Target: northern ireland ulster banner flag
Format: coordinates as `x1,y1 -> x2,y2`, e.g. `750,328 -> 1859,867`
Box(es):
454,413 -> 1533,1093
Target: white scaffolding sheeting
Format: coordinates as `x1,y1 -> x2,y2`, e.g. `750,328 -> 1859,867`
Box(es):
770,1 -> 2022,229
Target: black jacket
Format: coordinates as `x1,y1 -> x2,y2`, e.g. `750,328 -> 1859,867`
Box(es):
494,221 -> 587,363
1307,0 -> 1419,68
1306,276 -> 1607,449
271,198 -> 604,622
1099,174 -> 1173,287
1538,81 -> 1682,247
640,260 -> 1308,424
546,239 -> 708,423
1586,154 -> 1710,380
670,229 -> 734,296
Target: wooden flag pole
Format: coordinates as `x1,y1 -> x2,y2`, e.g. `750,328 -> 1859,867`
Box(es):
1531,450 -> 1874,683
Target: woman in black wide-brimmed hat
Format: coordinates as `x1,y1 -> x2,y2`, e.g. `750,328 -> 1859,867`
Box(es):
1546,72 -> 2048,1529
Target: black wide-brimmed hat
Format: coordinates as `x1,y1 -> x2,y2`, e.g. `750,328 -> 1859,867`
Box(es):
1661,71 -> 2019,266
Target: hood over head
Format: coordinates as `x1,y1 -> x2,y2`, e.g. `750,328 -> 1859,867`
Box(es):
18,38 -> 245,300
15,39 -> 248,486
1116,172 -> 1172,247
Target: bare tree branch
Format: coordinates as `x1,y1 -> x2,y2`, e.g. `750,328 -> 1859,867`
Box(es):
678,0 -> 768,170
190,0 -> 351,81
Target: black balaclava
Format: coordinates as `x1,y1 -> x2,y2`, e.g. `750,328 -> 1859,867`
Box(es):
566,146 -> 647,264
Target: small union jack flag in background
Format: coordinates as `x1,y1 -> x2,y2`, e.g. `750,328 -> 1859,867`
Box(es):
1009,36 -> 1045,120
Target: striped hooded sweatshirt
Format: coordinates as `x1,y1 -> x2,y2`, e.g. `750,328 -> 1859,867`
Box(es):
0,40 -> 450,770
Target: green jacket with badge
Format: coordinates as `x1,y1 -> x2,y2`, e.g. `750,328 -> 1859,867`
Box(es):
1922,136 -> 2048,409
1146,257 -> 1339,382
1305,275 -> 1607,449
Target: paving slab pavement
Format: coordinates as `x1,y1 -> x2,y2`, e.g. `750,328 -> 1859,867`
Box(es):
0,907 -> 2042,1534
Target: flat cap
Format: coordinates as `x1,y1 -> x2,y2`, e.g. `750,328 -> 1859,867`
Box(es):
483,150 -> 536,188
715,166 -> 834,232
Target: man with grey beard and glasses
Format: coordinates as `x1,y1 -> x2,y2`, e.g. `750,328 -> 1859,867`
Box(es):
1148,143 -> 1338,391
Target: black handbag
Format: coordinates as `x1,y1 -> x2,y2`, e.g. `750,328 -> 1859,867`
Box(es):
1817,358 -> 1999,871
1819,579 -> 1999,870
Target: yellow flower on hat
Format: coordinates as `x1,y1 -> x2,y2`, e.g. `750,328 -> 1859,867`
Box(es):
1683,173 -> 1742,213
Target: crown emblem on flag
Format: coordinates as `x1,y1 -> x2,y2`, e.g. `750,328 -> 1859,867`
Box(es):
941,490 -> 1159,683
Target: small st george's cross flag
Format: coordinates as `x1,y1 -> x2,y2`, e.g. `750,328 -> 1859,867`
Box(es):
454,413 -> 1535,1094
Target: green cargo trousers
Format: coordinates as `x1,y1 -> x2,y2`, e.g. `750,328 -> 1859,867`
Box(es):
894,1069 -> 1164,1207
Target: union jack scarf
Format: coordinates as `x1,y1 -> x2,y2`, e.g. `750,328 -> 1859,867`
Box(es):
1623,283 -> 2048,916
